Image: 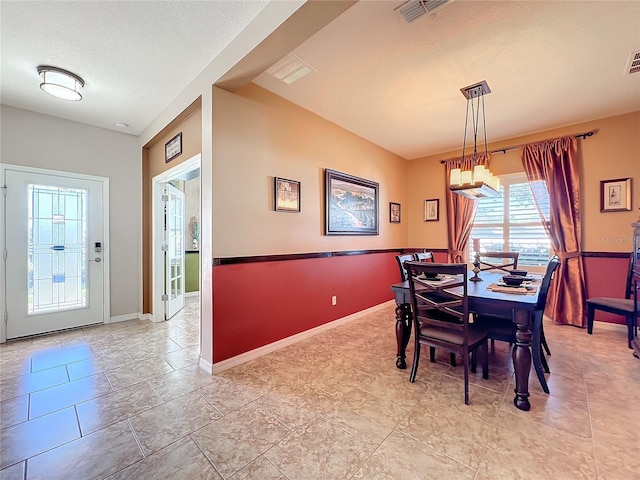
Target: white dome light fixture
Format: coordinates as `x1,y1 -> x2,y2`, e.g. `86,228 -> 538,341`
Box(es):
37,65 -> 85,101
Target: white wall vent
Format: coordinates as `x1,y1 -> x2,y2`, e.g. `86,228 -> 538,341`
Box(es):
265,52 -> 316,85
394,0 -> 450,23
626,50 -> 640,75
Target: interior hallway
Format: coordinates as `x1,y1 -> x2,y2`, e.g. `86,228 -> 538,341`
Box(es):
0,297 -> 637,479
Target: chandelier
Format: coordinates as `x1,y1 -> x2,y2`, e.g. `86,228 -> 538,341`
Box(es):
449,81 -> 500,198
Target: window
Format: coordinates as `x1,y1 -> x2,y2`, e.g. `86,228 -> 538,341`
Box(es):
470,172 -> 551,268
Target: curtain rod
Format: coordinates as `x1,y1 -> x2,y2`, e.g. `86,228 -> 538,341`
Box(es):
439,130 -> 596,164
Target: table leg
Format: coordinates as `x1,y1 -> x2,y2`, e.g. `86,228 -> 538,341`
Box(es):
512,309 -> 532,411
395,303 -> 412,369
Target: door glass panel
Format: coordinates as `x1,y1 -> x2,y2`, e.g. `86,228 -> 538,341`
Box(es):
28,184 -> 87,314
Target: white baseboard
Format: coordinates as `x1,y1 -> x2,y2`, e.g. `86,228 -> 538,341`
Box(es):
211,300 -> 394,374
185,291 -> 200,298
108,313 -> 141,324
592,320 -> 629,333
199,357 -> 213,374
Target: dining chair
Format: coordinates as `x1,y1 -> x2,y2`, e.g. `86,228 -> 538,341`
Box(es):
395,254 -> 415,282
587,253 -> 639,348
413,251 -> 435,263
405,261 -> 489,405
474,256 -> 560,394
478,251 -> 519,273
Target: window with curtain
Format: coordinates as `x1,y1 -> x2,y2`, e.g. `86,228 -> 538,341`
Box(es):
470,172 -> 551,268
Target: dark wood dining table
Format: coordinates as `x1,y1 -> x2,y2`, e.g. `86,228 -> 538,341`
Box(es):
391,271 -> 539,411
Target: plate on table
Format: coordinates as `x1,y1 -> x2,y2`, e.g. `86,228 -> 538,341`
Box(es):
418,274 -> 442,281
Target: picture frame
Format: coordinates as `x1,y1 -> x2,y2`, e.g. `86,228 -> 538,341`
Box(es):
424,198 -> 439,222
325,169 -> 379,235
274,177 -> 301,212
165,132 -> 182,163
600,177 -> 632,212
389,202 -> 401,223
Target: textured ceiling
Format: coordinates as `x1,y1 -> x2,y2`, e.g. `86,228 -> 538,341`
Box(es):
0,0 -> 269,135
1,0 -> 639,159
254,0 -> 640,159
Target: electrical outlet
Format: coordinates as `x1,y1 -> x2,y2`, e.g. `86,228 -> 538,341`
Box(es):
331,295 -> 337,306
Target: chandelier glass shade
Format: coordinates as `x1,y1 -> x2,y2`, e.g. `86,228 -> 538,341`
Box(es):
449,81 -> 500,199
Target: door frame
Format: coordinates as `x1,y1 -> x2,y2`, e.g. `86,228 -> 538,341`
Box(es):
0,164 -> 110,343
151,154 -> 200,323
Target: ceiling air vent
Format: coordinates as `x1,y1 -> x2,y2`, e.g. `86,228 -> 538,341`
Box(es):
626,50 -> 640,75
394,0 -> 450,23
265,52 -> 316,85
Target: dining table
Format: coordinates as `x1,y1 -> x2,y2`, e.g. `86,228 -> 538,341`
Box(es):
391,271 -> 539,411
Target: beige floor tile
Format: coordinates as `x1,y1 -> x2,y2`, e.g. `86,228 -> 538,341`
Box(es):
591,424 -> 640,480
0,365 -> 69,401
76,381 -> 162,435
30,345 -> 94,372
191,402 -> 291,479
66,349 -> 135,381
0,461 -> 24,480
25,420 -> 143,480
353,430 -> 475,480
0,394 -> 28,429
265,415 -> 372,480
230,456 -> 287,480
485,410 -> 597,479
162,345 -> 200,370
29,373 -> 113,419
317,385 -> 409,447
106,437 -> 222,480
398,401 -> 493,469
149,364 -> 217,402
129,391 -> 221,455
0,407 -> 80,469
254,383 -> 329,430
105,356 -> 174,390
499,386 -> 592,439
198,374 -> 270,415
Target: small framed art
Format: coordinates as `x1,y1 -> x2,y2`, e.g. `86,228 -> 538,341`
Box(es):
390,202 -> 401,223
600,178 -> 631,212
274,177 -> 301,212
424,198 -> 439,222
165,132 -> 182,163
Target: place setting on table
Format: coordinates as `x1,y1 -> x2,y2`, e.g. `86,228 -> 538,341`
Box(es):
485,269 -> 541,295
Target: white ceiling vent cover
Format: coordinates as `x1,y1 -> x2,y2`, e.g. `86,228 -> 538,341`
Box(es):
266,52 -> 316,85
626,50 -> 640,75
394,0 -> 450,23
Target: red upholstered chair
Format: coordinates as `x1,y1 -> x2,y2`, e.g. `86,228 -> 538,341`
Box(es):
587,254 -> 639,348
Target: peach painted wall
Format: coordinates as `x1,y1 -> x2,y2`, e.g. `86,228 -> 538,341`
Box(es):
407,111 -> 640,252
211,83 -> 408,257
142,105 -> 202,313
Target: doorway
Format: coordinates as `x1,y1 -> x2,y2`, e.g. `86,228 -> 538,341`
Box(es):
1,164 -> 110,341
152,154 -> 201,322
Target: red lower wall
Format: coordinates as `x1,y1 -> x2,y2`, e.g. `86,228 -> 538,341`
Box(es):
210,251 -> 629,363
212,252 -> 399,363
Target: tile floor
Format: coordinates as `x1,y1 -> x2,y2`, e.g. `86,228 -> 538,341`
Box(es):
1,296 -> 638,479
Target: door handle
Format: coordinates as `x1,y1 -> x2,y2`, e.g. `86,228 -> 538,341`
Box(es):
90,257 -> 102,263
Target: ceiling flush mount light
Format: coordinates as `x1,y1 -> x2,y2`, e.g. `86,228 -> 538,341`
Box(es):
37,65 -> 84,101
449,80 -> 500,199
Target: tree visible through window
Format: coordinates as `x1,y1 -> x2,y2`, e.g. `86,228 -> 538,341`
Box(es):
470,173 -> 551,268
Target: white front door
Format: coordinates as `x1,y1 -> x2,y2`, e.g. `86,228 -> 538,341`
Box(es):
2,166 -> 108,339
164,183 -> 185,319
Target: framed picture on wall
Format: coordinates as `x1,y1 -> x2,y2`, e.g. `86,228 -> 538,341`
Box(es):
389,202 -> 401,223
325,169 -> 379,235
424,198 -> 439,221
274,177 -> 301,212
600,177 -> 631,212
165,132 -> 182,163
